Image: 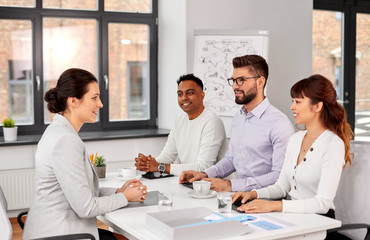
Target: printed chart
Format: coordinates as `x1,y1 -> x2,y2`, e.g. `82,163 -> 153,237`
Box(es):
194,31 -> 269,117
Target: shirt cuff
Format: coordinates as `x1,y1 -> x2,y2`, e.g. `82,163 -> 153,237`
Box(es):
255,187 -> 273,199
230,179 -> 247,192
204,167 -> 217,178
231,177 -> 261,192
282,199 -> 304,213
169,164 -> 181,176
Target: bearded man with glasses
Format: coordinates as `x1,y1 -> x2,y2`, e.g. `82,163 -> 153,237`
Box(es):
180,54 -> 294,193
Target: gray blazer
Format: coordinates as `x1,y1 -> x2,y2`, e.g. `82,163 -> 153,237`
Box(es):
23,114 -> 128,240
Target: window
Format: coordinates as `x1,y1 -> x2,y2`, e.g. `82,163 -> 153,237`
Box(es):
0,19 -> 34,125
42,17 -> 98,123
107,23 -> 150,121
312,10 -> 343,100
43,0 -> 97,10
355,13 -> 370,140
313,0 -> 370,140
0,0 -> 34,8
105,0 -> 151,13
0,0 -> 158,135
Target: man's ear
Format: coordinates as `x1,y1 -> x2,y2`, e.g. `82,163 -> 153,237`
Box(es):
258,77 -> 266,89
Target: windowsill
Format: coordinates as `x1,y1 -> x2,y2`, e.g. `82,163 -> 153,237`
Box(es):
0,128 -> 170,147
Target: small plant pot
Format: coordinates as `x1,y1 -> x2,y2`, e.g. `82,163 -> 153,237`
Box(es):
3,127 -> 18,142
94,166 -> 106,178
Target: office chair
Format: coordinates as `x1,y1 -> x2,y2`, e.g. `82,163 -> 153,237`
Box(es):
327,141 -> 370,240
327,224 -> 370,240
0,185 -> 12,240
17,210 -> 95,240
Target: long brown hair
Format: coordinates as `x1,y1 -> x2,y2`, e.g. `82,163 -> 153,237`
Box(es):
290,74 -> 353,165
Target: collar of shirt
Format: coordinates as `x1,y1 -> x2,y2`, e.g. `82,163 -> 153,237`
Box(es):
53,113 -> 78,134
239,97 -> 270,119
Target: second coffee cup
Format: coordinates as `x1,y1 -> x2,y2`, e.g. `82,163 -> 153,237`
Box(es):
193,181 -> 211,195
118,167 -> 137,179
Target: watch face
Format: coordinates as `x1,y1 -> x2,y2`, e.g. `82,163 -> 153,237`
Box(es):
159,163 -> 165,173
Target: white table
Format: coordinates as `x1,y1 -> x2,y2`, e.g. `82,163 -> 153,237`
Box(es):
98,173 -> 341,240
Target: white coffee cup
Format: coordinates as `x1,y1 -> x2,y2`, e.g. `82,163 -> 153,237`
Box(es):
118,167 -> 136,179
193,181 -> 211,195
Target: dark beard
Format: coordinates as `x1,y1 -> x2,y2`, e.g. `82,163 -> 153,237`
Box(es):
235,91 -> 256,104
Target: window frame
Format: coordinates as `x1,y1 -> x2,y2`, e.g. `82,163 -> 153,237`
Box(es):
0,0 -> 158,135
314,0 -> 370,133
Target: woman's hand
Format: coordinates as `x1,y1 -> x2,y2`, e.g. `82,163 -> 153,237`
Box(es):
123,184 -> 147,202
116,179 -> 142,193
117,179 -> 148,202
237,199 -> 283,213
231,191 -> 257,204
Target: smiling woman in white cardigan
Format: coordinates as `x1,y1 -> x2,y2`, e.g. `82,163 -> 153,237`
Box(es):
232,74 -> 352,221
23,68 -> 147,240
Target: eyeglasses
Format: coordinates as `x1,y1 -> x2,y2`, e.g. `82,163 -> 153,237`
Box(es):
227,76 -> 260,86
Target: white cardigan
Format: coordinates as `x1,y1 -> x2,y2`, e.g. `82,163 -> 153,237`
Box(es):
256,130 -> 345,214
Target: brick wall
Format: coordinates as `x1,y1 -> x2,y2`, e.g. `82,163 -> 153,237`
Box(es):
313,10 -> 370,111
0,0 -> 149,123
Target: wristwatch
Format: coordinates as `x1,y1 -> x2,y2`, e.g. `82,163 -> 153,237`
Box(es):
158,163 -> 166,174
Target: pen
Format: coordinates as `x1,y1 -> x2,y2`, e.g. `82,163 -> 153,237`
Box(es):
93,152 -> 98,166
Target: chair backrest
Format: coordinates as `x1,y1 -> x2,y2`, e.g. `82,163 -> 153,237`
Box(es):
0,186 -> 12,240
0,185 -> 7,211
334,141 -> 370,240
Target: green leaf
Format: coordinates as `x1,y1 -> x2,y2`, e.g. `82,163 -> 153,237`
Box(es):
95,155 -> 106,167
2,118 -> 15,128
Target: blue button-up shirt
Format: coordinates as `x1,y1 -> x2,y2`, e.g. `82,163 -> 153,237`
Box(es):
205,98 -> 295,192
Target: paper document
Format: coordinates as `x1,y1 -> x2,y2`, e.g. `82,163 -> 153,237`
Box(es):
249,214 -> 296,232
203,213 -> 224,221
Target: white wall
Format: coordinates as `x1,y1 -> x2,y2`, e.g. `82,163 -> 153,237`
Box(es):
157,0 -> 187,129
158,0 -> 313,130
0,138 -> 167,171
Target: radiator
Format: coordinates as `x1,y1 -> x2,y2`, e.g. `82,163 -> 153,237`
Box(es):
0,169 -> 35,210
0,162 -> 133,210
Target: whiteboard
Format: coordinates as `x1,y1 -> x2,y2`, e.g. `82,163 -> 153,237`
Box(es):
194,30 -> 269,117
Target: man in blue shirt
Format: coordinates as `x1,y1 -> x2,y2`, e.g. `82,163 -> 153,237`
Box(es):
180,55 -> 295,192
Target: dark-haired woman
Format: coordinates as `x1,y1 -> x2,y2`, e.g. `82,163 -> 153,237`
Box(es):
232,74 -> 352,219
23,68 -> 147,240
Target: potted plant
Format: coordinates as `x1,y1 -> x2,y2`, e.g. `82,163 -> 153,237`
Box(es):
93,155 -> 106,178
2,118 -> 17,142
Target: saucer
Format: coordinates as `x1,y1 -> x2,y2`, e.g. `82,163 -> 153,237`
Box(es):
188,190 -> 217,199
118,174 -> 141,181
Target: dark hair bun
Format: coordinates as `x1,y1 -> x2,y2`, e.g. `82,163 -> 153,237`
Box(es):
44,68 -> 97,114
44,88 -> 65,113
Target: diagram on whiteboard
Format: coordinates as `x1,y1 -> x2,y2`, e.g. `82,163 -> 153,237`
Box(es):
194,33 -> 269,117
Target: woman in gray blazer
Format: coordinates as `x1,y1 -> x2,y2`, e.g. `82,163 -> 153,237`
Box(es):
23,68 -> 147,240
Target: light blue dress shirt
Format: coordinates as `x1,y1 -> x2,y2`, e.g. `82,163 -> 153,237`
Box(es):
204,98 -> 295,192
